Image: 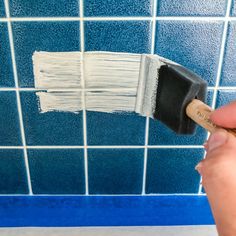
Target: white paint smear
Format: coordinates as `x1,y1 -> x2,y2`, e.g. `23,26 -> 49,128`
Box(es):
33,51 -> 170,116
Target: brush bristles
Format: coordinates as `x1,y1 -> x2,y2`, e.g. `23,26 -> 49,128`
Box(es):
33,51 -> 165,116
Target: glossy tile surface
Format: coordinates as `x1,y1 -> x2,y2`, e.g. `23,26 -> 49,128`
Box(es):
12,21 -> 80,87
0,0 -> 235,196
221,22 -> 236,86
85,21 -> 152,53
0,149 -> 28,194
9,0 -> 79,17
157,0 -> 227,16
84,0 -> 152,16
216,90 -> 236,108
0,92 -> 22,146
88,149 -> 144,194
0,0 -> 5,17
155,21 -> 224,86
0,23 -> 14,87
87,112 -> 146,145
28,149 -> 85,194
20,92 -> 84,145
146,149 -> 204,193
232,0 -> 236,16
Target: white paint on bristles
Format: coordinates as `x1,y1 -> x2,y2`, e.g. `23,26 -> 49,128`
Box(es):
33,51 -> 169,117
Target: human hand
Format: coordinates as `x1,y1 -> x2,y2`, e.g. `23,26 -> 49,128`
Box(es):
195,101 -> 236,236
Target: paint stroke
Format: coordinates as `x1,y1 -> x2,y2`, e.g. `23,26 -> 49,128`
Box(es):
33,51 -> 168,117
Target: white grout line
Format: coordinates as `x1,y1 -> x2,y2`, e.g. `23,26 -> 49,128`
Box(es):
198,0 -> 233,195
4,0 -> 33,195
141,0 -> 158,195
0,146 -> 24,149
0,145 -> 204,149
211,0 -> 232,110
79,0 -> 89,196
84,16 -> 152,21
1,16 -> 236,23
0,86 -> 236,92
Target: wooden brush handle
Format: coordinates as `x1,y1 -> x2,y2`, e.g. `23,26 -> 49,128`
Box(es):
186,99 -> 236,137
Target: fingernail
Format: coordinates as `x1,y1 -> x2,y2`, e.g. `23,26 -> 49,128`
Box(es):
195,162 -> 202,174
203,141 -> 208,150
207,130 -> 228,152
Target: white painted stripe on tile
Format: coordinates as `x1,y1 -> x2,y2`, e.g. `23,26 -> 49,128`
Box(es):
4,0 -> 33,195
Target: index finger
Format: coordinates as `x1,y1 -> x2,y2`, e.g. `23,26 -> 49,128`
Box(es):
210,101 -> 236,128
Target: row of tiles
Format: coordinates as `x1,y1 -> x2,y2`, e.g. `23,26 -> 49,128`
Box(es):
1,90 -> 235,146
0,0 -> 235,17
1,21 -> 236,88
0,148 -> 203,194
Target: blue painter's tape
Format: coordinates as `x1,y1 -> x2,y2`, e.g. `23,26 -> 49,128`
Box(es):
0,196 -> 214,227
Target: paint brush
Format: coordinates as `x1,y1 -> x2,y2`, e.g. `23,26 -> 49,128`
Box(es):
33,51 -> 236,136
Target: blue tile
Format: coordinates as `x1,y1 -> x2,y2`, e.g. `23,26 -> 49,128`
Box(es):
9,0 -> 79,17
149,91 -> 213,145
155,21 -> 224,86
157,0 -> 227,16
28,149 -> 85,194
12,21 -> 80,87
146,149 -> 203,193
0,149 -> 28,194
87,112 -> 146,145
0,0 -> 5,17
221,22 -> 236,86
20,92 -> 84,145
85,21 -> 152,54
84,0 -> 152,17
0,92 -> 22,146
232,0 -> 236,16
0,23 -> 15,87
88,149 -> 144,194
216,90 -> 236,108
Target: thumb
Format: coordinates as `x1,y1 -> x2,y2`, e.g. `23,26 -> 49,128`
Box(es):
196,129 -> 236,176
207,129 -> 236,153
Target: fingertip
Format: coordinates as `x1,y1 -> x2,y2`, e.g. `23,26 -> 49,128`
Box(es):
210,102 -> 236,128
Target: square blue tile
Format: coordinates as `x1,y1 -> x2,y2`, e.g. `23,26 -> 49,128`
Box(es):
0,23 -> 15,87
216,90 -> 236,108
0,0 -> 5,17
85,21 -> 152,53
9,0 -> 79,17
149,91 -> 213,145
20,92 -> 84,145
84,0 -> 152,17
231,0 -> 236,16
0,92 -> 22,145
0,149 -> 28,194
28,149 -> 85,194
88,149 -> 144,194
12,21 -> 80,87
155,21 -> 224,86
146,149 -> 204,193
87,112 -> 146,145
220,22 -> 236,86
157,0 -> 227,16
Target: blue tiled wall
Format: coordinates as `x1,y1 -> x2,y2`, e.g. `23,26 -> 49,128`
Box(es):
0,0 -> 235,196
